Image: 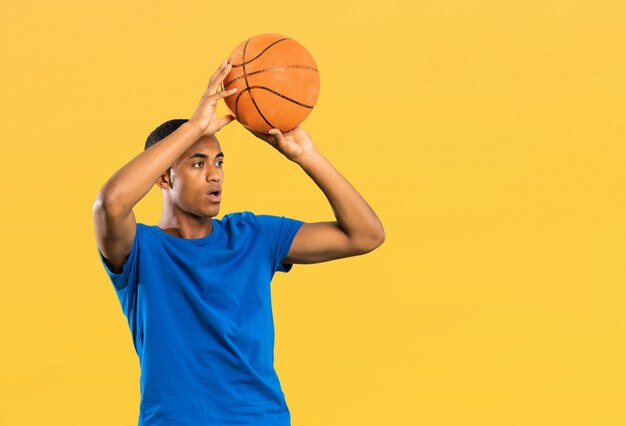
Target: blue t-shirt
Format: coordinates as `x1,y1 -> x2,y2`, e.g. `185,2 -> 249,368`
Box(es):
97,211 -> 304,426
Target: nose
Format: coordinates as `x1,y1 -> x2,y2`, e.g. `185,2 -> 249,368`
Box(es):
206,164 -> 222,182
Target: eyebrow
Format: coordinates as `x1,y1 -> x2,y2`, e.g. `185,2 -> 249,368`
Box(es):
187,152 -> 224,161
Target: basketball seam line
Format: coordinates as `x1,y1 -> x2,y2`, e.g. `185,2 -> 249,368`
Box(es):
230,38 -> 290,68
224,65 -> 319,88
243,86 -> 315,109
241,38 -> 276,130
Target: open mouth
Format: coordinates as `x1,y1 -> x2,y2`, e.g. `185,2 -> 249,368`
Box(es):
206,190 -> 222,203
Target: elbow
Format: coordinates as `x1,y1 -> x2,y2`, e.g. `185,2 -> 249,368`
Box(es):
354,227 -> 386,255
370,228 -> 386,251
93,189 -> 127,217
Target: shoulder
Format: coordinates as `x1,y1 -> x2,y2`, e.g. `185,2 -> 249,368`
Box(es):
134,222 -> 155,240
128,222 -> 172,246
136,222 -> 151,231
217,211 -> 263,236
221,211 -> 256,221
220,211 -> 259,226
219,212 -> 301,236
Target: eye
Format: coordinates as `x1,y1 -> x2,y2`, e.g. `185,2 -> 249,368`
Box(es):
193,161 -> 204,167
216,160 -> 224,167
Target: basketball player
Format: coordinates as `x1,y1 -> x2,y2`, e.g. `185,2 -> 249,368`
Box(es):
93,60 -> 385,425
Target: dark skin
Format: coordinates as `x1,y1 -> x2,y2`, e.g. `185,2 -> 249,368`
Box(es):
155,135 -> 224,239
93,61 -> 385,273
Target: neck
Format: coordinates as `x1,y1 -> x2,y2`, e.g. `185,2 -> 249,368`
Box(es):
158,203 -> 214,239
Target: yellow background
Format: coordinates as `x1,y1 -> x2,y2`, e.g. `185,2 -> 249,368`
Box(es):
1,0 -> 625,425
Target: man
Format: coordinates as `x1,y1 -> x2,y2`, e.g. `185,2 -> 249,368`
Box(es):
93,60 -> 385,425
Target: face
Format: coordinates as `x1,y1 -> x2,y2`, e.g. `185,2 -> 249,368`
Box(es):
158,135 -> 224,218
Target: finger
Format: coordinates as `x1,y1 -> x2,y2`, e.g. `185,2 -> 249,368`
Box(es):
207,87 -> 237,102
199,87 -> 237,111
201,61 -> 228,96
207,62 -> 233,94
248,130 -> 274,143
203,60 -> 228,92
268,128 -> 285,144
217,114 -> 236,130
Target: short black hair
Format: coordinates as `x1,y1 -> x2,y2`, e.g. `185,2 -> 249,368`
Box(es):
145,119 -> 189,150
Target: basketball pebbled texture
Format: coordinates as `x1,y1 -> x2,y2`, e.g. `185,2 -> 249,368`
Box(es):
223,34 -> 320,133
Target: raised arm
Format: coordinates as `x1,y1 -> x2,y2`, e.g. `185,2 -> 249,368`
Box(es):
251,127 -> 385,264
93,61 -> 237,272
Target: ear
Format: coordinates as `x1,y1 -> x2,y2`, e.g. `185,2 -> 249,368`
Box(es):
156,168 -> 173,189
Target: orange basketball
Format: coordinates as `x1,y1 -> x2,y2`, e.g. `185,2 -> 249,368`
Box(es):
222,34 -> 320,134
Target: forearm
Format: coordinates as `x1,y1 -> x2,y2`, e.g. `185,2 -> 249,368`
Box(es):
97,121 -> 203,213
297,148 -> 385,244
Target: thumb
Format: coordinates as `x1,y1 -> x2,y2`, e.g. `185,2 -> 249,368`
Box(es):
268,128 -> 285,143
217,114 -> 236,130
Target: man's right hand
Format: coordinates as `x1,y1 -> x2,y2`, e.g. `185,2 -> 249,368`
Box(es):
189,60 -> 238,137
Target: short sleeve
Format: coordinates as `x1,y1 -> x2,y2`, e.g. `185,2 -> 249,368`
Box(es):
97,223 -> 141,292
256,214 -> 304,273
